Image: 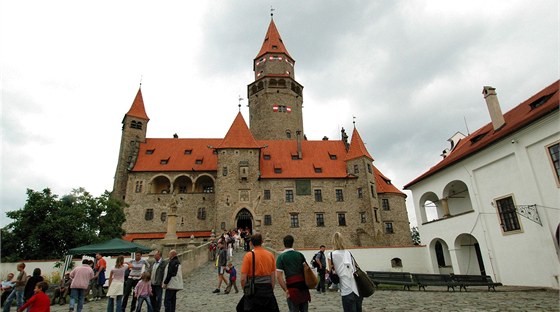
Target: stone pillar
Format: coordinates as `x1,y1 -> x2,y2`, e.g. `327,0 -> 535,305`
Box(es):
165,201 -> 178,240
441,198 -> 451,218
187,235 -> 196,250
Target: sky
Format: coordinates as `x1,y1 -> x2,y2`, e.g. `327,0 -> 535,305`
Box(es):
1,0 -> 558,228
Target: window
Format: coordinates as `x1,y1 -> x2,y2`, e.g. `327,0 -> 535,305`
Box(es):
264,215 -> 272,225
329,153 -> 337,160
370,185 -> 375,197
316,213 -> 325,226
385,222 -> 394,234
144,209 -> 154,221
197,208 -> 206,220
263,154 -> 271,160
135,181 -> 143,193
160,159 -> 169,165
367,163 -> 372,174
391,258 -> 403,268
382,199 -> 390,210
130,120 -> 143,129
335,189 -> 344,202
184,149 -> 192,155
146,149 -> 155,155
291,154 -> 299,160
285,190 -> 294,203
354,164 -> 359,174
360,212 -> 367,223
222,167 -> 228,176
195,159 -> 203,164
264,190 -> 271,200
203,185 -> 214,193
274,168 -> 282,174
374,208 -> 379,222
547,142 -> 560,185
178,186 -> 187,193
160,212 -> 167,222
496,196 -> 521,232
286,131 -> 291,139
290,214 -> 299,228
314,189 -> 322,202
357,188 -> 363,198
314,167 -> 322,173
338,213 -> 346,226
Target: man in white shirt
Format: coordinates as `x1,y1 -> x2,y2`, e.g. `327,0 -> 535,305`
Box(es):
122,252 -> 149,312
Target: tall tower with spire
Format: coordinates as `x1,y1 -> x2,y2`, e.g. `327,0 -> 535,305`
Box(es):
248,17 -> 304,140
112,87 -> 149,201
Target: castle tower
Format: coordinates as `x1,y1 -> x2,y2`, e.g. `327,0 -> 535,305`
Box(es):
248,17 -> 304,140
112,87 -> 149,201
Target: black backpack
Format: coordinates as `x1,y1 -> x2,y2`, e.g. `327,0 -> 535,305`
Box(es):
311,253 -> 319,268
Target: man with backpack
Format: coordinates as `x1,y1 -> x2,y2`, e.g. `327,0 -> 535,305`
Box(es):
314,245 -> 327,293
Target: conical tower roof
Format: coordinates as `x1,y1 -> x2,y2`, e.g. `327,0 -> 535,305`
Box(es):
255,18 -> 292,60
346,127 -> 374,161
126,88 -> 149,120
217,112 -> 260,149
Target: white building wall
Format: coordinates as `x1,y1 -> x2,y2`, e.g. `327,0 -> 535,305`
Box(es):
410,112 -> 560,289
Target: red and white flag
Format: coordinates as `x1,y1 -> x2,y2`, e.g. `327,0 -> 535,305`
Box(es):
273,105 -> 279,112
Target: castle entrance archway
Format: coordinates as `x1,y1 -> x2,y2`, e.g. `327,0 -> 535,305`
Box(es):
235,208 -> 253,233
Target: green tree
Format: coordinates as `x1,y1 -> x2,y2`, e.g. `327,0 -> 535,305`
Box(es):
1,188 -> 126,261
411,226 -> 421,245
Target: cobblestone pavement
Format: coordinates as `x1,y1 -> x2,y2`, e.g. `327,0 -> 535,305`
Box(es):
45,250 -> 559,312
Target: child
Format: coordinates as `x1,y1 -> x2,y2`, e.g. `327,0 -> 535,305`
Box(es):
224,262 -> 238,294
18,281 -> 49,312
134,272 -> 153,312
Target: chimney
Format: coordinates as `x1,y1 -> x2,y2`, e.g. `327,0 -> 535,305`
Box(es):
296,130 -> 303,159
482,86 -> 506,130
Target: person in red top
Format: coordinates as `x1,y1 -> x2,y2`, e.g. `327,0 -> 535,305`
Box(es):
93,253 -> 107,300
17,281 -> 49,312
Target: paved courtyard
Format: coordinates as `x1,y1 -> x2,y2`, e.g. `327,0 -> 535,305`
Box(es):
45,250 -> 558,312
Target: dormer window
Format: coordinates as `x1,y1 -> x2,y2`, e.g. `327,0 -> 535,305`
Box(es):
329,153 -> 337,160
160,158 -> 169,165
529,92 -> 555,110
272,45 -> 278,49
184,149 -> 192,155
146,149 -> 155,155
195,158 -> 203,165
274,168 -> 282,174
314,167 -> 323,173
470,132 -> 488,144
263,154 -> 271,160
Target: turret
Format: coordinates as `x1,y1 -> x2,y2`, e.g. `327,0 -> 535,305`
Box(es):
112,87 -> 149,201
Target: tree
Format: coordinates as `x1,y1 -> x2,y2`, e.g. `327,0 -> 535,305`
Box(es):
411,226 -> 421,245
1,188 -> 126,261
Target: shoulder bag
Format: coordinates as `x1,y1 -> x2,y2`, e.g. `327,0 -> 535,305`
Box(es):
351,253 -> 375,297
329,252 -> 340,284
243,251 -> 255,296
303,260 -> 318,289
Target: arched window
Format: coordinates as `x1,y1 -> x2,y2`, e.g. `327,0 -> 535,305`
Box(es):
391,258 -> 403,268
286,130 -> 292,139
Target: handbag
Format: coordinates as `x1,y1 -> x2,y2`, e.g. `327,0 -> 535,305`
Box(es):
303,262 -> 318,289
243,251 -> 256,296
351,254 -> 375,297
329,252 -> 340,284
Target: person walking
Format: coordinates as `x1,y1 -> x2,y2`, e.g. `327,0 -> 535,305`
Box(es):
162,250 -> 183,312
106,256 -> 126,312
212,242 -> 228,293
122,252 -> 149,312
239,233 -> 279,312
328,232 -> 363,312
150,251 -> 167,312
224,262 -> 238,294
315,245 -> 327,294
3,263 -> 27,312
69,259 -> 95,312
276,235 -> 311,312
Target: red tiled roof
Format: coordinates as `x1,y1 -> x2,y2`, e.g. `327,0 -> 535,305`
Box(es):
404,80 -> 559,189
132,138 -> 222,172
126,88 -> 149,120
374,165 -> 405,195
122,231 -> 213,241
346,127 -> 374,161
259,140 -> 350,178
216,112 -> 260,149
255,19 -> 292,60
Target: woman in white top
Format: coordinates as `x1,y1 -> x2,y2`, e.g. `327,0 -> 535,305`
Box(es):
328,232 -> 363,312
106,255 -> 126,312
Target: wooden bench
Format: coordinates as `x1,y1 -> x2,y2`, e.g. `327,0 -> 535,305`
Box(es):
451,274 -> 503,291
366,271 -> 416,290
412,273 -> 457,291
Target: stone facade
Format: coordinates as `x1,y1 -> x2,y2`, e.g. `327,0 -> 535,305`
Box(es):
114,18 -> 413,249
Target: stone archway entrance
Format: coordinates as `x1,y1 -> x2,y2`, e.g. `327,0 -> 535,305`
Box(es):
455,234 -> 486,275
235,208 -> 253,233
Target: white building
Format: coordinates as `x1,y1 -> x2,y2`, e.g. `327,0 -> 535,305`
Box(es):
404,80 -> 559,289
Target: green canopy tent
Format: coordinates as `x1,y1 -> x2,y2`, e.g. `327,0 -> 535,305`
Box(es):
63,238 -> 152,273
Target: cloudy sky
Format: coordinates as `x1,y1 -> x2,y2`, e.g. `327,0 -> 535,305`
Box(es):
1,0 -> 558,227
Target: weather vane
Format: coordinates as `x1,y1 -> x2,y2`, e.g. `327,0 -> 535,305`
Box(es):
238,95 -> 244,111
353,116 -> 356,126
139,75 -> 143,87
270,5 -> 275,17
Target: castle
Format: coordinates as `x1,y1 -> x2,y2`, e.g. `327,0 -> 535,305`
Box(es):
112,17 -> 412,248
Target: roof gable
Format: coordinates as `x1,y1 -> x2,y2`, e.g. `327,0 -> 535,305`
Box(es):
126,88 -> 149,120
405,80 -> 559,189
217,112 -> 260,149
255,19 -> 292,60
346,127 -> 374,161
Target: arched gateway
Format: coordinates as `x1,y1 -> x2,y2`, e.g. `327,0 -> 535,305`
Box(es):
235,208 -> 253,233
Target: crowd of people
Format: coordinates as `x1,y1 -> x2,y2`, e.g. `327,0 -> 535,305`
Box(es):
1,229 -> 365,312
